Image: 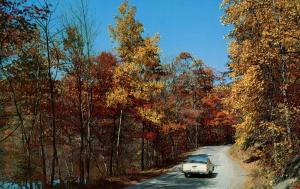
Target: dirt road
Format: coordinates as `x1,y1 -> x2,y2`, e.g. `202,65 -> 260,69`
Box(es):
123,145 -> 247,189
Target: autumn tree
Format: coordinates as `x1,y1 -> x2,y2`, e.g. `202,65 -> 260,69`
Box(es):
201,85 -> 235,144
108,0 -> 163,171
154,52 -> 232,162
63,26 -> 90,184
222,0 -> 300,177
0,1 -> 49,187
167,52 -> 215,149
62,0 -> 97,181
93,52 -> 118,176
0,0 -> 239,186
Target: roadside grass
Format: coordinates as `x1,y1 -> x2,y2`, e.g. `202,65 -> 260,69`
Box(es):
229,145 -> 274,189
103,168 -> 171,188
94,148 -> 201,189
46,169 -> 170,189
76,150 -> 189,189
42,149 -> 194,189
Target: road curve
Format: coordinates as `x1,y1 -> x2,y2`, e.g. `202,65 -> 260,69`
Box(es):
123,145 -> 247,189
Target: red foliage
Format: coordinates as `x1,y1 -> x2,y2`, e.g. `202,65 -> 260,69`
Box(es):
144,131 -> 157,140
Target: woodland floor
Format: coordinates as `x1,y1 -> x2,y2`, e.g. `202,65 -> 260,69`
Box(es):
71,153 -> 188,189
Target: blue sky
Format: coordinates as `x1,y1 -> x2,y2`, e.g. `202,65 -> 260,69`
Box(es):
56,0 -> 231,72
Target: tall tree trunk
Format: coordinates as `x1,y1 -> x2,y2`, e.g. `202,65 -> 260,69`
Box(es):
68,134 -> 75,179
146,138 -> 149,168
109,118 -> 117,176
86,87 -> 93,183
92,152 -> 102,178
27,144 -> 33,189
263,64 -> 278,158
57,157 -> 62,186
45,27 -> 58,186
195,125 -> 198,148
39,114 -> 47,186
116,109 -> 123,171
78,81 -> 85,185
272,0 -> 292,145
169,134 -> 175,159
79,0 -> 94,181
185,129 -> 189,151
192,91 -> 199,148
141,122 -> 145,170
79,127 -> 85,184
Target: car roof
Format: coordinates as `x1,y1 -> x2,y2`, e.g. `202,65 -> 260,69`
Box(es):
186,154 -> 210,162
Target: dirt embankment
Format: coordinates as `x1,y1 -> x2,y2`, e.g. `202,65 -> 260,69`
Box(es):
229,145 -> 300,189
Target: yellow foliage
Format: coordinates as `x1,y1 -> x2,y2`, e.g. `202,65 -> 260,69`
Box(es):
106,0 -> 164,126
222,0 -> 300,154
106,87 -> 128,107
137,107 -> 163,125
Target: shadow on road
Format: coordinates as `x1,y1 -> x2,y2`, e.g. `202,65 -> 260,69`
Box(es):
187,173 -> 218,179
123,172 -> 217,189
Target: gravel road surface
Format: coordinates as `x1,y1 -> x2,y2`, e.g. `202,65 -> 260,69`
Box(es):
123,145 -> 247,189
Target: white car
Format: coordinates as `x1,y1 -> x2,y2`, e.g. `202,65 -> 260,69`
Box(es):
182,154 -> 214,177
